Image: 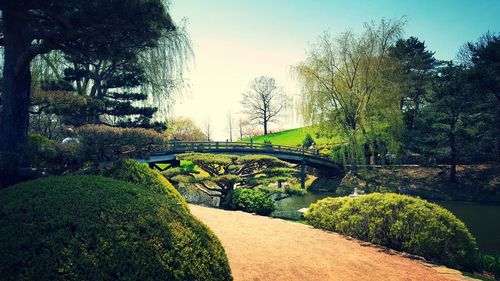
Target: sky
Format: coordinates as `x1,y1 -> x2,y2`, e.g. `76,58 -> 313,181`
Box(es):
169,0 -> 500,141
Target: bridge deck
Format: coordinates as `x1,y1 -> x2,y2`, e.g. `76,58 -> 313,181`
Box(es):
138,141 -> 342,189
141,141 -> 339,169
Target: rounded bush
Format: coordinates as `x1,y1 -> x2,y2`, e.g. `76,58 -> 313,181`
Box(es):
305,193 -> 478,269
223,188 -> 276,215
0,176 -> 232,281
98,159 -> 188,210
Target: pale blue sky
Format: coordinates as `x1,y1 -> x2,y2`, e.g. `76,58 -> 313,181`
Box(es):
170,0 -> 500,140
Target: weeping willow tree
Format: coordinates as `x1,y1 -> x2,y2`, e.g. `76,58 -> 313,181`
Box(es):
293,18 -> 405,168
139,16 -> 192,118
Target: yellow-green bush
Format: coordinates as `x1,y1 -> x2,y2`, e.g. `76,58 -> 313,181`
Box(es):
97,159 -> 188,211
0,176 -> 232,281
305,193 -> 478,269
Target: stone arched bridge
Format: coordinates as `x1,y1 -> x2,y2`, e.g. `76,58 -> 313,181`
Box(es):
136,141 -> 342,188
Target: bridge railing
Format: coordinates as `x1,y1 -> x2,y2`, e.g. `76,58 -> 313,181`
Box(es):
151,141 -> 331,160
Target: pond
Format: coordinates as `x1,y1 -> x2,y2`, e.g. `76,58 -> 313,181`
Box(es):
273,192 -> 500,254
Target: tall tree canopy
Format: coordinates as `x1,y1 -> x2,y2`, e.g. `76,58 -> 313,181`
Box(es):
421,63 -> 474,182
388,37 -> 438,129
0,0 -> 174,160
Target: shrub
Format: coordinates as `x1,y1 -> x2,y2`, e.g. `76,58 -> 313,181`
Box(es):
262,139 -> 272,148
223,188 -> 276,215
302,133 -> 315,148
0,176 -> 232,281
285,187 -> 308,196
22,134 -> 87,174
97,159 -> 188,210
305,193 -> 478,270
77,124 -> 167,162
476,254 -> 500,279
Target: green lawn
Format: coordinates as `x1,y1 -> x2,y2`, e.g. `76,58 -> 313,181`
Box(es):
239,126 -> 335,147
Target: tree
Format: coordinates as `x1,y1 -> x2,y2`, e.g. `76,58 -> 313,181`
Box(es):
63,55 -> 159,126
241,76 -> 286,135
226,111 -> 233,142
238,118 -> 249,140
164,153 -> 295,201
461,32 -> 500,103
0,0 -> 172,161
461,32 -> 500,160
419,63 -> 474,182
294,18 -> 405,166
165,117 -> 206,141
389,37 -> 438,129
203,118 -> 212,141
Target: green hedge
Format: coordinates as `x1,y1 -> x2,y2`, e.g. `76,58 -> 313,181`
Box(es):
0,176 -> 232,281
305,193 -> 478,270
223,188 -> 276,215
97,159 -> 188,210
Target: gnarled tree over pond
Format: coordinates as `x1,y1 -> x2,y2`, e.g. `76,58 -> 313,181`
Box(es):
163,153 -> 296,201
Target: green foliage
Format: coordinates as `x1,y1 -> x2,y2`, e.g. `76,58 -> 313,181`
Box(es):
475,254 -> 500,279
0,176 -> 232,281
262,139 -> 272,147
77,124 -> 167,162
97,159 -> 188,210
223,188 -> 276,215
284,187 -> 307,196
305,193 -> 478,270
302,133 -> 315,148
258,186 -> 286,195
388,36 -> 438,131
22,134 -> 88,173
258,186 -> 307,197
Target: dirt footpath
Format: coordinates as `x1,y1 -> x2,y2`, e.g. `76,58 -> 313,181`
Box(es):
189,204 -> 473,281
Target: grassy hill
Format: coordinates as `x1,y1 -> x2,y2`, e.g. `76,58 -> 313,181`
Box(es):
240,126 -> 335,147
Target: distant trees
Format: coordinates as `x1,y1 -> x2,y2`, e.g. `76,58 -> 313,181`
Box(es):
165,117 -> 206,141
241,76 -> 286,135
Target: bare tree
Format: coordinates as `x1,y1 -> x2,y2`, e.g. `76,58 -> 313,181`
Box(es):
203,118 -> 211,141
241,76 -> 286,135
226,111 -> 233,142
237,118 -> 249,140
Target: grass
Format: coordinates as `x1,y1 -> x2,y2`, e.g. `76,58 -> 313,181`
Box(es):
240,126 -> 334,147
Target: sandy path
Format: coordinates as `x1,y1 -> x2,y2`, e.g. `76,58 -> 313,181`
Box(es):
189,204 -> 472,281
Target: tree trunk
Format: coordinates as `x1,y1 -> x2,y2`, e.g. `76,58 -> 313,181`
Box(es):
263,122 -> 268,135
450,132 -> 457,183
0,12 -> 32,162
0,12 -> 33,187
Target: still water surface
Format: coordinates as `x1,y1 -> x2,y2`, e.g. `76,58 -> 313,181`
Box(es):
274,192 -> 500,254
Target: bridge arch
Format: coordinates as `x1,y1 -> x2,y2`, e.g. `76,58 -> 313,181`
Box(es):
137,141 -> 343,188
